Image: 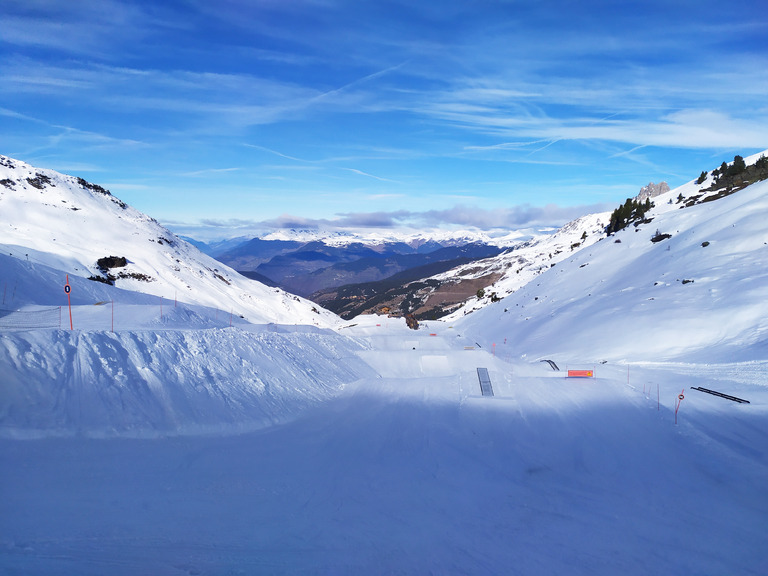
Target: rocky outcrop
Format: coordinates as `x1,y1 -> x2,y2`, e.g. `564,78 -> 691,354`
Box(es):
636,182 -> 670,202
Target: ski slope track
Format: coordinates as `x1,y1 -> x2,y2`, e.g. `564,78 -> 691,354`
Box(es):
1,153 -> 767,574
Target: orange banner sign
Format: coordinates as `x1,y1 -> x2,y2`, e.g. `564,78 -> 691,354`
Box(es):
567,369 -> 594,378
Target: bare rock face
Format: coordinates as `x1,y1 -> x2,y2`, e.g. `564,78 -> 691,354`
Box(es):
636,181 -> 670,202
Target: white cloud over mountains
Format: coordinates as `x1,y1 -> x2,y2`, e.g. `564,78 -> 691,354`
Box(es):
167,202 -> 612,241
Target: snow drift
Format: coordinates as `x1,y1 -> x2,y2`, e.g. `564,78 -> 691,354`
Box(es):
0,323 -> 374,438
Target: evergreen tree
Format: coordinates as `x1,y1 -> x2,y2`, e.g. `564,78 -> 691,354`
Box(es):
606,197 -> 654,235
728,155 -> 746,176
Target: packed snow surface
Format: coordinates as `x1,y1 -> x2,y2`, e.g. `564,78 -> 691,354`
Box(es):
457,174 -> 768,363
1,154 -> 767,574
1,315 -> 766,574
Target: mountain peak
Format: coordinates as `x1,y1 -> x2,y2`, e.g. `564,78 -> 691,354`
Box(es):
636,181 -> 670,202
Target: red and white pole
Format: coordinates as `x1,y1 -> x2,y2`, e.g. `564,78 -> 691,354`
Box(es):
64,274 -> 73,330
675,389 -> 685,425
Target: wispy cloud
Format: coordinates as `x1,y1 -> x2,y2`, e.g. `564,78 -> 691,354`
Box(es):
341,168 -> 398,183
181,167 -> 242,178
243,144 -> 311,163
308,61 -> 410,105
243,144 -> 401,184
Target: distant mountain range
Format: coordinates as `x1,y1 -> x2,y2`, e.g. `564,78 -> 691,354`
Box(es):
3,150 -> 766,329
311,212 -> 610,320
202,238 -> 504,297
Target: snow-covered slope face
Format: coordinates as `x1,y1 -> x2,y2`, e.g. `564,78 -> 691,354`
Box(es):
457,163 -> 768,363
0,156 -> 337,326
0,321 -> 375,438
439,212 -> 610,320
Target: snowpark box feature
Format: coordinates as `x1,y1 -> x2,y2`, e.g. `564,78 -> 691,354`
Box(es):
1,153 -> 767,574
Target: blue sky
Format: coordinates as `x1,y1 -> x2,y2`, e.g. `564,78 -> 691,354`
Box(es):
2,0 -> 767,239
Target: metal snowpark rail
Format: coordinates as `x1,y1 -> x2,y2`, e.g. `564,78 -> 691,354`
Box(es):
690,386 -> 750,404
477,367 -> 494,397
0,307 -> 61,330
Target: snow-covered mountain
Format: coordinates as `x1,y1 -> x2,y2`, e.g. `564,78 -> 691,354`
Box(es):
458,150 -> 768,363
258,226 -> 529,249
0,155 -> 337,326
431,211 -> 611,320
313,211 -> 610,322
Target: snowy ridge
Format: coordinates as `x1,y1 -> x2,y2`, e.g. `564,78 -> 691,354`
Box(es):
434,211 -> 610,319
0,155 -> 337,326
458,154 -> 768,363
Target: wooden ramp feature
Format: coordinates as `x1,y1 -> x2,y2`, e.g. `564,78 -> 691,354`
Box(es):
477,368 -> 494,397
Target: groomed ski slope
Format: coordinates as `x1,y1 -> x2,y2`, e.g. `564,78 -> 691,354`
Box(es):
1,314 -> 766,575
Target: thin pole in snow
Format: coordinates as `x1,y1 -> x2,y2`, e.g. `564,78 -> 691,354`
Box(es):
657,383 -> 660,411
64,274 -> 73,330
111,300 -> 114,332
675,389 -> 685,425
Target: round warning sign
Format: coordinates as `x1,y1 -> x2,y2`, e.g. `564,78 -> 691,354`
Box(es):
64,284 -> 71,294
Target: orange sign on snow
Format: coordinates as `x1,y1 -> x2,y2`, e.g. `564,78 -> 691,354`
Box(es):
567,369 -> 594,378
